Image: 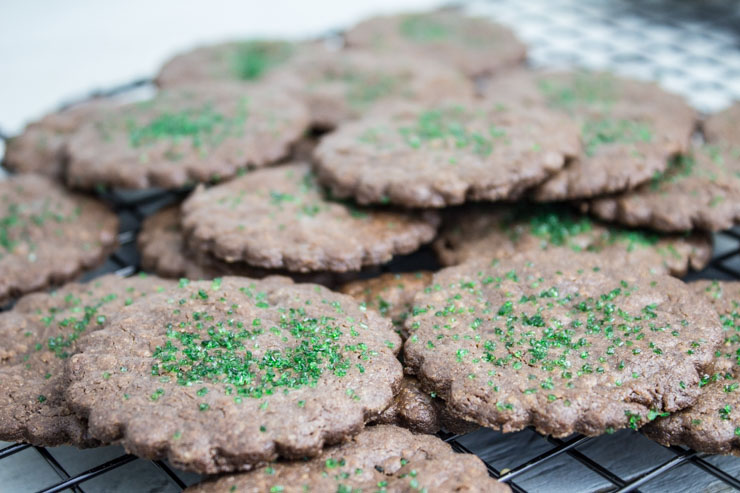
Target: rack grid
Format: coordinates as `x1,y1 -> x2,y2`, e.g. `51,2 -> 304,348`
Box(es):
1,0 -> 740,491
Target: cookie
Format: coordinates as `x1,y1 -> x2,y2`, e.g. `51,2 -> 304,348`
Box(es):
65,277 -> 403,473
3,100 -> 111,178
156,40 -> 299,89
264,49 -> 474,128
66,86 -> 309,190
704,101 -> 740,145
403,256 -> 723,437
0,174 -> 119,305
585,145 -> 740,232
339,272 -> 476,434
314,101 -> 580,207
483,70 -> 696,200
372,376 -> 478,435
0,274 -> 174,446
181,162 -> 440,272
643,280 -> 740,456
345,10 -> 526,77
138,204 -> 343,286
434,205 -> 712,277
185,424 -> 509,493
339,271 -> 433,337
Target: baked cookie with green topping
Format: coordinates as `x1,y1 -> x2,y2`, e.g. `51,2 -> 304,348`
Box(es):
585,145 -> 740,232
138,204 -> 341,286
66,86 -> 309,190
185,425 -> 509,492
403,256 -> 722,437
3,100 -> 112,178
643,280 -> 740,456
156,40 -> 300,89
345,10 -> 526,77
314,101 -> 580,207
65,277 -> 402,473
704,101 -> 740,145
0,274 -> 174,446
434,205 -> 712,276
483,70 -> 696,200
264,49 -> 474,128
339,271 -> 433,337
0,174 -> 119,304
181,162 -> 440,272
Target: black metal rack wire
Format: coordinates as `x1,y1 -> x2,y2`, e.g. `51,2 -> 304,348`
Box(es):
2,0 -> 740,491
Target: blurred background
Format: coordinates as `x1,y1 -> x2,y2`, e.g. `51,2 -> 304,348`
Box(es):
3,0 -> 740,137
0,0 -> 442,135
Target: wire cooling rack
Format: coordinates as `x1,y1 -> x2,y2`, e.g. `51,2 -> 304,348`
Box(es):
2,0 -> 740,491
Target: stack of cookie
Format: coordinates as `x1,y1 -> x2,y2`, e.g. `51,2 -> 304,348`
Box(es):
1,8 -> 739,491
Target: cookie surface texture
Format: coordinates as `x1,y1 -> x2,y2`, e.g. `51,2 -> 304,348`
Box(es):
314,101 -> 580,207
0,274 -> 174,446
66,86 -> 309,190
345,10 -> 526,77
433,205 -> 712,276
0,174 -> 119,304
403,256 -> 722,437
65,276 -> 403,473
185,425 -> 509,493
586,145 -> 740,232
643,280 -> 740,456
181,162 -> 440,272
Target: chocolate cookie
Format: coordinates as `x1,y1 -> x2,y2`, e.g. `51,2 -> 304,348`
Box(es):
3,100 -> 111,178
314,101 -> 580,207
65,277 -> 403,473
156,40 -> 299,89
403,256 -> 723,437
434,205 -> 712,277
138,205 -> 194,279
66,86 -> 309,190
185,425 -> 509,493
138,204 -> 343,286
483,70 -> 696,200
181,162 -> 440,272
372,376 -> 478,435
345,10 -> 526,77
0,174 -> 119,304
265,49 -> 474,128
0,274 -> 174,446
339,271 -> 433,337
585,145 -> 740,232
339,273 -> 476,434
643,280 -> 740,456
704,101 -> 740,145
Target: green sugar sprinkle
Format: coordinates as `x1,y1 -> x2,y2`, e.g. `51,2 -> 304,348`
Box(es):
127,100 -> 248,152
504,205 -> 660,253
525,209 -> 593,247
344,73 -> 398,107
581,118 -> 653,156
46,293 -> 118,359
400,15 -> 450,42
398,107 -> 500,156
151,307 -> 371,402
1,200 -> 79,255
537,72 -> 616,111
650,154 -> 695,190
412,267 -> 705,413
231,41 -> 293,80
